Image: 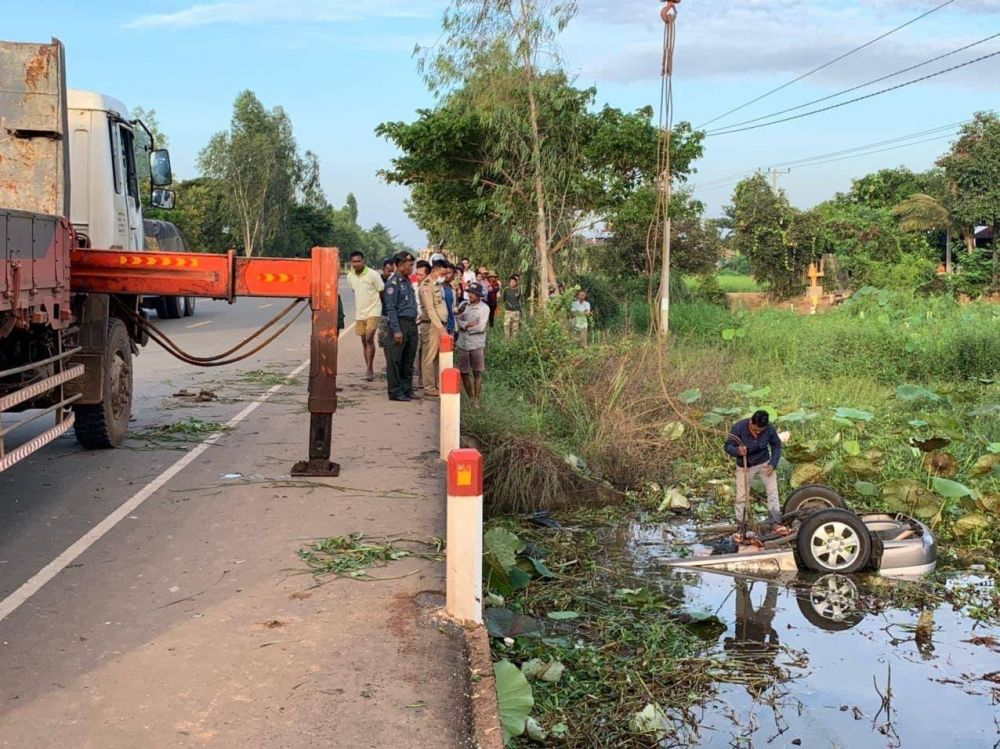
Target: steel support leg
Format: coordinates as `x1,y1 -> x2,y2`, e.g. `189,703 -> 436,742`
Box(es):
292,247 -> 341,477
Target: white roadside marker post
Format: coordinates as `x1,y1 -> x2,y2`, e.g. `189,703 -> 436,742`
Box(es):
440,367 -> 461,461
440,333 -> 454,378
446,448 -> 483,625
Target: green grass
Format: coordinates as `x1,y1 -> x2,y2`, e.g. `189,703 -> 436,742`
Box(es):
716,272 -> 763,293
684,273 -> 764,294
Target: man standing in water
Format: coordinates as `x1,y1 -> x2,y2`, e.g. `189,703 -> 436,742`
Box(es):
724,410 -> 783,525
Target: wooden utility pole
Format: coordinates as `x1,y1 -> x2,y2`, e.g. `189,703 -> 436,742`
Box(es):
657,0 -> 680,337
659,171 -> 672,336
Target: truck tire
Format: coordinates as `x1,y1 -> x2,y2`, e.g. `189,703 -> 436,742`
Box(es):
157,296 -> 183,319
183,297 -> 196,317
73,318 -> 133,449
796,509 -> 872,574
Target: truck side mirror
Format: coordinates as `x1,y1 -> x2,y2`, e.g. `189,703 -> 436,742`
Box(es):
149,149 -> 173,187
151,188 -> 176,210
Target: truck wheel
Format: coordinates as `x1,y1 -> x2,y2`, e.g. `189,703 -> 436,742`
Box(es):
797,509 -> 872,574
73,318 -> 133,449
160,296 -> 183,319
183,297 -> 196,317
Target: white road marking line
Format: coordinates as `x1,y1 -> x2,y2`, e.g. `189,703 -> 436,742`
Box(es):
185,320 -> 213,329
259,303 -> 274,309
0,357 -> 312,624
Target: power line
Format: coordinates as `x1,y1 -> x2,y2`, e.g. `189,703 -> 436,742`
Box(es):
707,49 -> 1000,136
707,33 -> 1000,134
697,0 -> 958,129
692,116 -> 985,193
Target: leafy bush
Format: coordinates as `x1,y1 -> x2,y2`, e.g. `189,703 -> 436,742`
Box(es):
688,274 -> 729,307
719,254 -> 752,275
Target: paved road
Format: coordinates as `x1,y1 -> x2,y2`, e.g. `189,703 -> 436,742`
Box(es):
1,296 -> 348,603
0,293 -> 475,748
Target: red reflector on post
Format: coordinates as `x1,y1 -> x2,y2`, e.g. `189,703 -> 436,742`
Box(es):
440,333 -> 454,353
448,449 -> 483,497
441,367 -> 461,394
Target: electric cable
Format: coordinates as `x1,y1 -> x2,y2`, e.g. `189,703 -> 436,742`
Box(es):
707,49 -> 1000,136
707,33 -> 1000,134
698,0 -> 958,128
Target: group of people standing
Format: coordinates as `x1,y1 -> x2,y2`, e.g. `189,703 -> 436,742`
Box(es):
345,251 -> 523,405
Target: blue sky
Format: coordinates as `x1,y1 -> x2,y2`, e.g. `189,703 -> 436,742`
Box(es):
5,0 -> 998,248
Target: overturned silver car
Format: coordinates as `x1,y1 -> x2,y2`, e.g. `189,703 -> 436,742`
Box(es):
668,484 -> 937,577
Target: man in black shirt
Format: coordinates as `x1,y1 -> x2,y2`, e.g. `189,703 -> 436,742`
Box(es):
501,275 -> 522,339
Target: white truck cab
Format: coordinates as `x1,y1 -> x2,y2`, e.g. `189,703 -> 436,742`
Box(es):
66,89 -> 173,252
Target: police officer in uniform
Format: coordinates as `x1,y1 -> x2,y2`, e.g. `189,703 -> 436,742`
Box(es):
383,251 -> 419,401
417,258 -> 450,397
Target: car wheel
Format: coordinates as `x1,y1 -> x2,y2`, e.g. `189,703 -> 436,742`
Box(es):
796,574 -> 864,631
783,484 -> 847,515
797,509 -> 872,574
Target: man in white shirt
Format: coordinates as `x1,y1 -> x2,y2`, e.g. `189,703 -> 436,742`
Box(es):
456,282 -> 490,404
346,251 -> 385,381
460,258 -> 476,300
570,289 -> 592,347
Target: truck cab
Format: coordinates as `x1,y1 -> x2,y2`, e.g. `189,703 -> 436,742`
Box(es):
66,89 -> 173,252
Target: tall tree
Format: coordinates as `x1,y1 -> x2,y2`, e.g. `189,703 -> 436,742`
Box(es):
421,0 -> 577,302
938,111 -> 1000,281
727,173 -> 820,298
198,91 -> 302,256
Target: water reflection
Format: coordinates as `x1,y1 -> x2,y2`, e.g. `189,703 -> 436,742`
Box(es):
614,520 -> 1000,748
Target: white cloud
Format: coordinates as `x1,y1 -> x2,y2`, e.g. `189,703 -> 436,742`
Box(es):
126,0 -> 442,29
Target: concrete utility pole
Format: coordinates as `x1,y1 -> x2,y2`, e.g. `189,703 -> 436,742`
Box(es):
768,168 -> 790,192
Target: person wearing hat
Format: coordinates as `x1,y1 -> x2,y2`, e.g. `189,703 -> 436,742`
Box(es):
417,259 -> 450,396
383,251 -> 419,401
456,282 -> 490,405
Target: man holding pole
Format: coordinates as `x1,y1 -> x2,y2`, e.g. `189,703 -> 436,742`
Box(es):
724,410 -> 783,526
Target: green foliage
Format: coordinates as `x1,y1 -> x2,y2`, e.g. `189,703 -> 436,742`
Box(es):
727,174 -> 817,298
197,91 -> 302,257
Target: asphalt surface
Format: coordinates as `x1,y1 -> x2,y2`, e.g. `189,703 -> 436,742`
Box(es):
1,296 -> 343,603
0,292 -> 476,748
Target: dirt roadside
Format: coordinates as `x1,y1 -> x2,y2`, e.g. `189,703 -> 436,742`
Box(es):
0,329 -> 476,747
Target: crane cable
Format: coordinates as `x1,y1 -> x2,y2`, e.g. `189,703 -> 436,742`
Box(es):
648,1 -> 767,544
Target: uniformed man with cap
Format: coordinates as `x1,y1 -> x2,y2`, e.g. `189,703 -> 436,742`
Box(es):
383,251 -> 419,401
418,259 -> 450,397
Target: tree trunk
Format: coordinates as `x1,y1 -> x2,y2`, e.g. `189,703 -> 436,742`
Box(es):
528,86 -> 549,305
518,0 -> 549,306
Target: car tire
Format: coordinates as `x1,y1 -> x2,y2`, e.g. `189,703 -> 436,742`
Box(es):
783,485 -> 847,515
796,574 -> 864,632
73,318 -> 133,449
797,509 -> 872,574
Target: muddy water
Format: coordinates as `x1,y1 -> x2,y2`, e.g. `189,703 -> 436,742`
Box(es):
618,521 -> 1000,749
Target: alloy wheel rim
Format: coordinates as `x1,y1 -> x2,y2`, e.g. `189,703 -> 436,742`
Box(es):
811,521 -> 861,570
